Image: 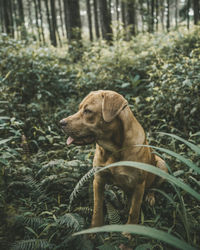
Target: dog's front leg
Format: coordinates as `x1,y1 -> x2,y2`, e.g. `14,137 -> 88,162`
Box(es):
91,173 -> 105,227
127,181 -> 145,224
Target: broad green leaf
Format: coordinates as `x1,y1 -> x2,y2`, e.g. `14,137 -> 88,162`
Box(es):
74,225 -> 195,250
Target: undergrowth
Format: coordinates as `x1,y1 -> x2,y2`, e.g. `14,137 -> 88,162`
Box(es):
0,27 -> 200,249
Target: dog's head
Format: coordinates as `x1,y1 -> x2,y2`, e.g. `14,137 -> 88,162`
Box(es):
60,90 -> 128,146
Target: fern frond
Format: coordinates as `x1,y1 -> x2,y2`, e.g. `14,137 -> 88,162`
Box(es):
105,201 -> 121,225
15,215 -> 48,231
11,239 -> 55,250
56,213 -> 84,232
24,176 -> 43,194
68,167 -> 98,209
74,206 -> 93,216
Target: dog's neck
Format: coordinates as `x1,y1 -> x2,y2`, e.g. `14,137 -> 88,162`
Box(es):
119,106 -> 146,146
96,106 -> 145,155
96,117 -> 123,153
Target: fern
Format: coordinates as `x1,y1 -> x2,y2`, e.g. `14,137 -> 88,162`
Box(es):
56,213 -> 84,232
68,167 -> 98,210
21,216 -> 47,230
11,239 -> 55,250
24,176 -> 43,194
74,206 -> 93,216
105,201 -> 121,225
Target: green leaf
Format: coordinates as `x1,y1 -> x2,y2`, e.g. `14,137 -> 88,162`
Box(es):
141,144 -> 200,175
159,132 -> 200,155
74,225 -> 196,250
96,161 -> 200,201
0,116 -> 10,120
0,138 -> 12,145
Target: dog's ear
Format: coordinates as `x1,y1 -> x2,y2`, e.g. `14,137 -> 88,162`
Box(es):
102,91 -> 128,122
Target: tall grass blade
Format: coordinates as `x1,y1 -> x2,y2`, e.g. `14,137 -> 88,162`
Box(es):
159,132 -> 200,155
139,145 -> 200,174
95,161 -> 200,201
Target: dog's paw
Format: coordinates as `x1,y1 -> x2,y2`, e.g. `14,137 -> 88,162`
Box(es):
145,192 -> 155,206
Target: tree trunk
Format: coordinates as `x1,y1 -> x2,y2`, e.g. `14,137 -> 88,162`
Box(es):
27,0 -> 34,35
50,0 -> 57,46
86,0 -> 93,41
139,0 -> 145,32
155,0 -> 159,31
121,0 -> 126,28
93,0 -> 100,39
166,0 -> 170,32
116,0 -> 119,21
151,0 -> 155,33
44,0 -> 54,45
98,0 -> 113,42
58,0 -> 65,36
0,0 -> 5,33
126,0 -> 136,37
160,0 -> 165,31
63,0 -> 82,42
38,0 -> 45,44
2,0 -> 14,37
17,0 -> 26,39
193,0 -> 199,25
187,0 -> 190,30
33,0 -> 41,42
175,0 -> 178,28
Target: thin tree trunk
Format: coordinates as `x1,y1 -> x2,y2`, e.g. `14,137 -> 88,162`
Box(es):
13,0 -> 20,38
0,0 -> 5,32
126,0 -> 136,37
116,0 -> 119,21
93,0 -> 100,39
33,0 -> 41,42
98,0 -> 113,42
58,0 -> 65,36
38,0 -> 45,44
160,0 -> 165,31
147,0 -> 151,32
151,0 -> 155,33
166,0 -> 170,32
9,0 -> 14,37
27,0 -> 34,34
44,0 -> 53,45
17,0 -> 26,39
155,0 -> 159,31
50,0 -> 57,46
86,0 -> 93,41
187,0 -> 190,30
121,0 -> 126,28
3,0 -> 14,37
193,0 -> 199,25
175,0 -> 178,28
139,1 -> 145,32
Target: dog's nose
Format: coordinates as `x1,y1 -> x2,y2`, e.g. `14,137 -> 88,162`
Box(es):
59,119 -> 67,127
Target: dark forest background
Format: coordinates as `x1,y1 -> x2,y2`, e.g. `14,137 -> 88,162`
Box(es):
0,1 -> 200,250
0,0 -> 200,45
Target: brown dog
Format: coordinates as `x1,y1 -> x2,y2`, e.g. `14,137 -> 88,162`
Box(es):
60,90 -> 167,227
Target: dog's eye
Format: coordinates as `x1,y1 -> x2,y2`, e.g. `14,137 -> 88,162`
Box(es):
84,109 -> 92,114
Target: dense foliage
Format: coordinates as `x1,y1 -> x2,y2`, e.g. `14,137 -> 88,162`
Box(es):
0,27 -> 200,249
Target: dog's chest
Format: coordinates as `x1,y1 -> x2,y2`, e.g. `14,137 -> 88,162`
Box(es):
109,166 -> 142,190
